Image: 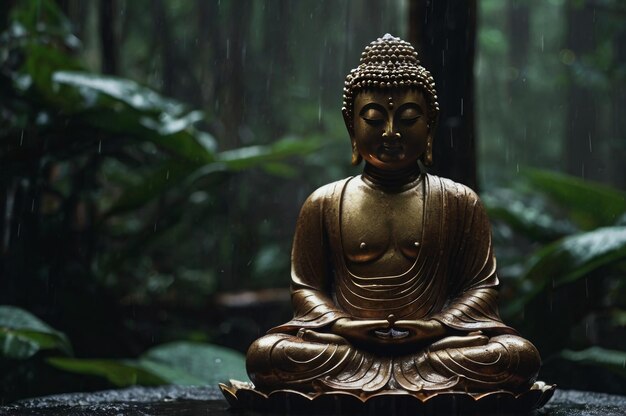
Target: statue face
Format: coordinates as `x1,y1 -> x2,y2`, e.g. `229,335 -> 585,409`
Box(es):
352,89 -> 431,170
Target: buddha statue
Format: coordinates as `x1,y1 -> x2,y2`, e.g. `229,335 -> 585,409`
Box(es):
245,34 -> 541,396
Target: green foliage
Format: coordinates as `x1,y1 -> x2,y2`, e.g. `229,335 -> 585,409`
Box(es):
504,226 -> 626,317
141,342 -> 248,384
523,169 -> 626,230
560,347 -> 626,379
485,168 -> 626,391
0,306 -> 72,359
484,190 -> 576,243
48,342 -> 247,387
1,0 -> 317,310
47,358 -> 170,387
1,0 -> 320,400
2,305 -> 247,390
218,136 -> 320,171
477,0 -> 626,190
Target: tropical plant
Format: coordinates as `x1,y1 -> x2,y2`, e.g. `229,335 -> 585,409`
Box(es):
484,168 -> 626,393
0,305 -> 246,402
0,0 -> 317,401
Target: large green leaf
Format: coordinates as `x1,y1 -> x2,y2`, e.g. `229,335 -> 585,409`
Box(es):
140,341 -> 248,384
135,359 -> 206,385
23,43 -> 82,93
9,0 -> 73,35
0,306 -> 72,359
560,347 -> 626,378
505,226 -> 626,316
47,358 -> 168,387
50,71 -> 216,163
217,136 -> 321,170
0,331 -> 40,359
105,137 -> 320,217
524,168 -> 626,230
527,226 -> 626,286
47,341 -> 247,387
483,191 -> 577,242
51,71 -> 184,115
103,161 -> 202,217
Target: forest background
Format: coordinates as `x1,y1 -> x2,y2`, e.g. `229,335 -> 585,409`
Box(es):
1,0 -> 626,403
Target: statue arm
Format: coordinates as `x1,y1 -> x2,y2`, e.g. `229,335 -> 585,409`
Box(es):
268,185 -> 350,334
430,186 -> 516,335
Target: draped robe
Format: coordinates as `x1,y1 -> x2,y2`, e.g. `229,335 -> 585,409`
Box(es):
246,174 -> 540,393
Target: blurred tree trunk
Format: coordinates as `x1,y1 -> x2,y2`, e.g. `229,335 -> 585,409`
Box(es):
55,0 -> 69,15
0,0 -> 16,31
66,1 -> 89,42
507,1 -> 529,86
408,0 -> 478,191
220,0 -> 251,149
564,1 -> 597,179
196,0 -> 215,108
216,1 -> 252,292
207,0 -> 222,117
506,0 -> 530,161
152,0 -> 175,96
611,27 -> 626,190
263,0 -> 291,138
99,0 -> 117,75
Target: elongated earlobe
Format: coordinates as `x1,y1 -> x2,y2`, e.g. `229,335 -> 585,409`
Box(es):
423,137 -> 433,166
351,142 -> 362,166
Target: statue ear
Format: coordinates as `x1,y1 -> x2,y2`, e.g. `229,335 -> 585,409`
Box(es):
422,134 -> 433,166
342,108 -> 354,138
351,139 -> 362,166
343,108 -> 361,166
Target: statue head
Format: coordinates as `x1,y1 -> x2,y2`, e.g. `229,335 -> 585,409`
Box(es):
342,34 -> 439,167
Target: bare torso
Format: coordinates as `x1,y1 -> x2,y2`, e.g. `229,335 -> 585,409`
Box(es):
341,176 -> 424,277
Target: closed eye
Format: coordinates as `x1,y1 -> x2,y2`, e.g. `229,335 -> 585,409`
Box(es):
397,105 -> 423,125
364,117 -> 384,126
399,115 -> 420,125
360,105 -> 386,126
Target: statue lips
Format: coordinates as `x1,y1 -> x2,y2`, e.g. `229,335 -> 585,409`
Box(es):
379,142 -> 404,159
382,142 -> 402,150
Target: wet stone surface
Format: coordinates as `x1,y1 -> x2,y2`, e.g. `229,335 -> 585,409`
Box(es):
0,386 -> 625,416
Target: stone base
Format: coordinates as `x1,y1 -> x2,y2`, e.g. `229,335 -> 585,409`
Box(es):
2,383 -> 625,415
220,379 -> 555,414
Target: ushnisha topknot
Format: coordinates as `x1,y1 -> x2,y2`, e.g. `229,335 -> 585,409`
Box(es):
342,33 -> 439,133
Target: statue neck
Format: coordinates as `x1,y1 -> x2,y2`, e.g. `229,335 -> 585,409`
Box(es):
362,163 -> 422,191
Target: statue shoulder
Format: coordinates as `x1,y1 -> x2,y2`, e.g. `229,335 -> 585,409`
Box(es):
425,174 -> 482,206
300,177 -> 352,214
300,178 -> 350,223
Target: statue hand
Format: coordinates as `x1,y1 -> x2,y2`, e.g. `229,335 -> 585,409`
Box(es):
330,317 -> 390,344
297,328 -> 350,345
429,331 -> 489,351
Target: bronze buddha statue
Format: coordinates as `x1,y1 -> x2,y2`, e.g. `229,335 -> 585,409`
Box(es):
245,34 -> 541,396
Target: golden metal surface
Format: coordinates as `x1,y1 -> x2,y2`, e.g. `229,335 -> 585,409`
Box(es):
241,34 -> 548,403
219,380 -> 556,414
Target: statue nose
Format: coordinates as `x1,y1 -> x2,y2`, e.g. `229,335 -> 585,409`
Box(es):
382,127 -> 401,141
382,119 -> 401,140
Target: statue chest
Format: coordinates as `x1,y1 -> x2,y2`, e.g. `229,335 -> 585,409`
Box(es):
340,179 -> 424,277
